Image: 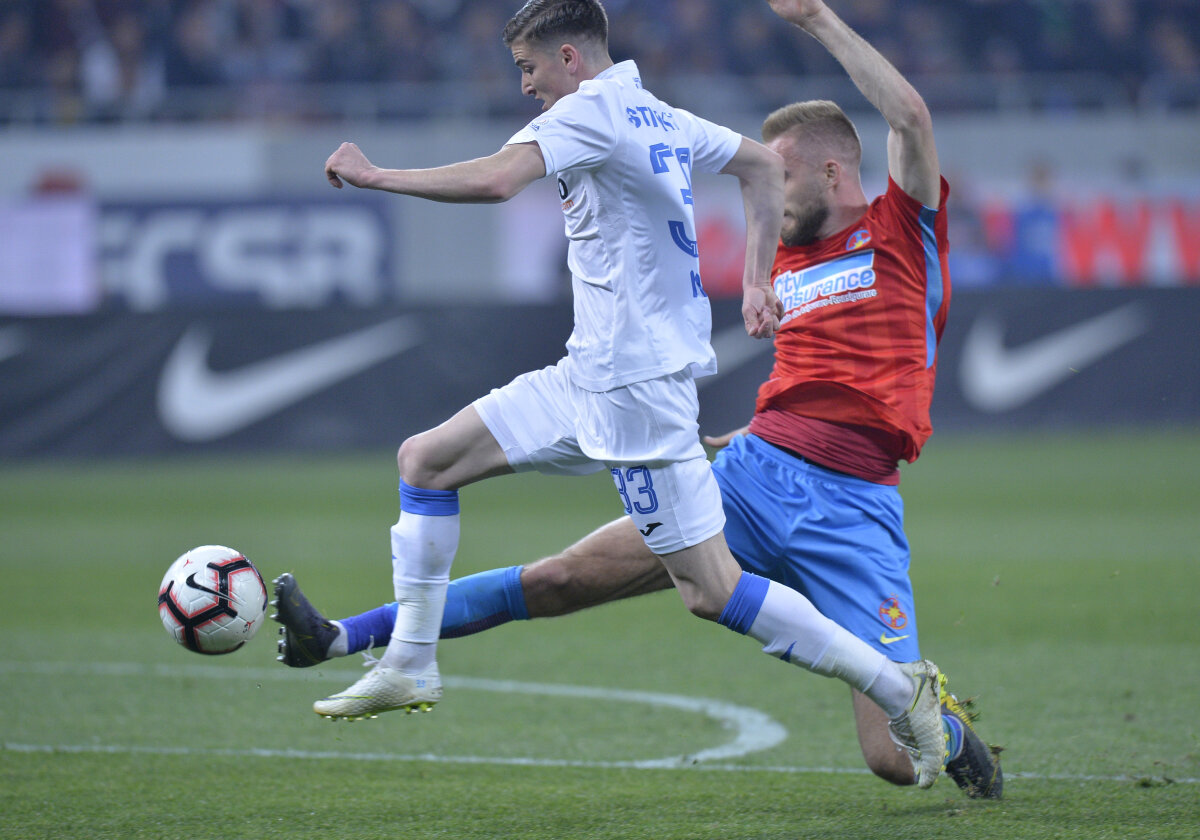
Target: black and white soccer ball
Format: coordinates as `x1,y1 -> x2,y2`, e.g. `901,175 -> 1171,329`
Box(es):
157,545 -> 268,655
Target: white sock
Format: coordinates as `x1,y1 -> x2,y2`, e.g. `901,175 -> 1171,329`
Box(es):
745,581 -> 897,703
862,660 -> 918,720
327,621 -> 348,658
380,509 -> 458,674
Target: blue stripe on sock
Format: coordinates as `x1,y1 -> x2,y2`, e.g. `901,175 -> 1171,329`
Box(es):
502,565 -> 529,621
943,712 -> 965,761
399,480 -> 460,516
717,572 -> 770,635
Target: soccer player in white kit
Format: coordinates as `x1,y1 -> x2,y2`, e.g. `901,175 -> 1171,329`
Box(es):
317,0 -> 945,787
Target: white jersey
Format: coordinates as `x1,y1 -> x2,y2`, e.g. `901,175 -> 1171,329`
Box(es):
506,60 -> 741,392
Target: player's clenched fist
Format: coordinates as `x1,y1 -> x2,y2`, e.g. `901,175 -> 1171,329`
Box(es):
742,284 -> 783,340
325,142 -> 377,189
767,0 -> 825,27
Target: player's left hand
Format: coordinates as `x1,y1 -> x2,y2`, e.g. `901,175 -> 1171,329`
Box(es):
742,284 -> 783,339
767,0 -> 826,27
702,425 -> 750,449
325,142 -> 377,189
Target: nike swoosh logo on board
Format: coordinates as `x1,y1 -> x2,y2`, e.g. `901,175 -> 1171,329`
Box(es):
157,317 -> 421,442
959,303 -> 1148,413
879,633 -> 910,645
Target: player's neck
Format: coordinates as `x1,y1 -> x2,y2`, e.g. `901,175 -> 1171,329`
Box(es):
579,54 -> 614,81
822,195 -> 870,240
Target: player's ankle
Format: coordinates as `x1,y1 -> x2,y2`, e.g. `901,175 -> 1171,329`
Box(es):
327,620 -> 348,657
943,712 -> 965,761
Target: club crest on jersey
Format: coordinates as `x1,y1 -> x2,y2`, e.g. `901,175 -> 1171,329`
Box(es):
846,228 -> 872,250
878,596 -> 908,630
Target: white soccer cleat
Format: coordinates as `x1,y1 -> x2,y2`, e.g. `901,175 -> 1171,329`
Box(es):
313,663 -> 442,721
887,659 -> 947,789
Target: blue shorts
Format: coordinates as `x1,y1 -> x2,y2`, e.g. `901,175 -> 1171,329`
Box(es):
713,434 -> 921,662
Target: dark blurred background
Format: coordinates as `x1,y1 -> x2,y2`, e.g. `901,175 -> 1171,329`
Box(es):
1,0 -> 1197,456
1,0 -> 1197,122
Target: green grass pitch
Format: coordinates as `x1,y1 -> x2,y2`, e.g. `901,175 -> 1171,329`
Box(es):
2,429 -> 1198,839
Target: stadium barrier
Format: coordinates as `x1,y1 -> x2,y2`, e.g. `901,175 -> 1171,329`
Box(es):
2,287 -> 1196,459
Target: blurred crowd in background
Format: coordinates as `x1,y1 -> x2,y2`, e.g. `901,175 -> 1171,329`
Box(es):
0,0 -> 1198,124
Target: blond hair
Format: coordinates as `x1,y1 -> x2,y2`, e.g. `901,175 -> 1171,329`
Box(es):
761,100 -> 862,165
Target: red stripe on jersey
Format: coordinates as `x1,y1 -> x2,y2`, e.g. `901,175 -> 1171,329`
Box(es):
755,177 -> 952,465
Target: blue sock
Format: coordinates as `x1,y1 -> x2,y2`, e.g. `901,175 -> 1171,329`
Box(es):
339,565 -> 528,653
341,603 -> 397,654
441,565 -> 528,638
943,712 -> 965,762
716,572 -> 770,634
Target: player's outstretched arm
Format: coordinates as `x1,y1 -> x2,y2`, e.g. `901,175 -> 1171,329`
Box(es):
767,0 -> 940,207
720,137 -> 785,339
324,141 -> 547,204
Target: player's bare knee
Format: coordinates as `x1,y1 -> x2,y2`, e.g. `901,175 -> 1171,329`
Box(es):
868,755 -> 915,786
396,433 -> 445,489
675,582 -> 723,622
862,744 -> 916,786
520,556 -> 575,617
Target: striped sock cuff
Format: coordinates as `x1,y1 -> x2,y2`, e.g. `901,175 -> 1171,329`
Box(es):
502,565 -> 530,621
399,480 -> 460,516
943,712 -> 965,761
716,572 -> 770,635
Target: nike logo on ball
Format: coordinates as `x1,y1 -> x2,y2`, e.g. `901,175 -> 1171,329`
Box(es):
184,572 -> 224,599
959,304 -> 1148,413
157,317 -> 421,442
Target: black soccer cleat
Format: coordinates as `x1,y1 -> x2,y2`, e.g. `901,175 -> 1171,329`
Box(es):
941,682 -> 1004,799
271,572 -> 339,668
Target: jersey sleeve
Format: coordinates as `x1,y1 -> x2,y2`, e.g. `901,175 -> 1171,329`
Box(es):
876,175 -> 951,231
505,83 -> 616,176
671,107 -> 742,174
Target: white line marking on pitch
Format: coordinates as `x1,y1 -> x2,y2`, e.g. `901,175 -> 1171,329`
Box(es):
3,743 -> 1195,786
0,660 -> 787,767
3,661 -> 1195,785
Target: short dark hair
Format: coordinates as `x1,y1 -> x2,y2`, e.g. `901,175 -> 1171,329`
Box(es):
502,0 -> 609,49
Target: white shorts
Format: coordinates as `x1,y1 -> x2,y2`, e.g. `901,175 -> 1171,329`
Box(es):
472,360 -> 724,553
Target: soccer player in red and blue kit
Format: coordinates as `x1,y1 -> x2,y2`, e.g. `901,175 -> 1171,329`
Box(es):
274,0 -> 1000,798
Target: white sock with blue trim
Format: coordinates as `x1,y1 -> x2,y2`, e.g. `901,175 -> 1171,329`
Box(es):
380,481 -> 459,674
718,574 -> 913,717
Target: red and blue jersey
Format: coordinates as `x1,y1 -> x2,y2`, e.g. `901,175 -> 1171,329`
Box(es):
750,176 -> 952,476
